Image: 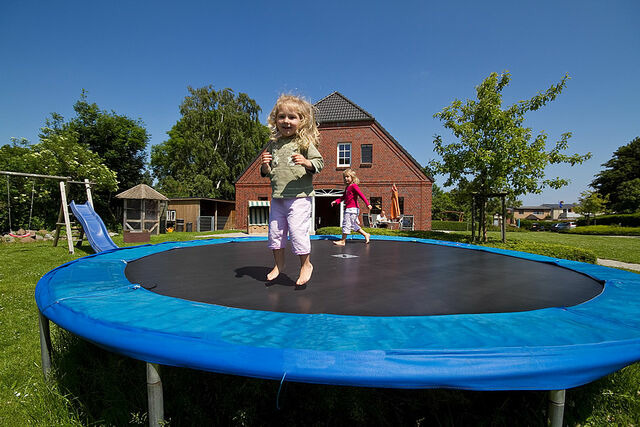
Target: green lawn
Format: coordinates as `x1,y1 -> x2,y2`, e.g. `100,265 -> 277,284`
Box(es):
1,232 -> 639,425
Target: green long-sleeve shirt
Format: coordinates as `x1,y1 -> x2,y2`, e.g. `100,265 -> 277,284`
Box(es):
261,137 -> 324,198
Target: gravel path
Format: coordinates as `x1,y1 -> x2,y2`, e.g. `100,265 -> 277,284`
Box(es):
597,258 -> 640,272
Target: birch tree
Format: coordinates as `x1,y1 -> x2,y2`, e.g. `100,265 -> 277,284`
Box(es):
151,86 -> 269,199
430,72 -> 591,241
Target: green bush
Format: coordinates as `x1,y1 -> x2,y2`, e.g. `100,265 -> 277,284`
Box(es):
517,219 -> 536,229
432,220 -> 525,232
481,240 -> 597,263
431,220 -> 469,231
576,213 -> 640,227
566,225 -> 640,236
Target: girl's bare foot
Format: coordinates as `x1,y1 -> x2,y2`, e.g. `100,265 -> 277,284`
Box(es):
296,263 -> 313,286
333,240 -> 346,246
364,232 -> 370,244
266,266 -> 280,281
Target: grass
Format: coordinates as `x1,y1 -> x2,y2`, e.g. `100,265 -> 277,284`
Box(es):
1,230 -> 639,425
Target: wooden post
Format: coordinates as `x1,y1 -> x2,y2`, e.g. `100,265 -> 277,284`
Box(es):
214,202 -> 218,231
53,196 -> 64,248
141,199 -> 147,232
471,195 -> 476,242
123,199 -> 128,231
60,181 -> 74,254
501,195 -> 506,243
147,363 -> 164,427
480,196 -> 486,242
84,178 -> 93,208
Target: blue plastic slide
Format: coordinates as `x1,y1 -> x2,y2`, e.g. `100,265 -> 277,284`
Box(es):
69,201 -> 119,253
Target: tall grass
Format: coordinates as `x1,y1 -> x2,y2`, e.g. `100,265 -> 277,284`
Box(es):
1,232 -> 639,425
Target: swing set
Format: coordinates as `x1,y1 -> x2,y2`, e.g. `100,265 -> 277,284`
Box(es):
2,170 -> 95,254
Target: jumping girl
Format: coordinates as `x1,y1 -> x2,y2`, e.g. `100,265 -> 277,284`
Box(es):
260,95 -> 324,287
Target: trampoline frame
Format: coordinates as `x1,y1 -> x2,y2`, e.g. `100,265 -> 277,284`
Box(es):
36,235 -> 640,426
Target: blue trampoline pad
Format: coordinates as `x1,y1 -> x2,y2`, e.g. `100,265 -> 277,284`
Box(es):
35,235 -> 640,391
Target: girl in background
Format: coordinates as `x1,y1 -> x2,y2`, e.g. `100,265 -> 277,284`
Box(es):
331,168 -> 371,246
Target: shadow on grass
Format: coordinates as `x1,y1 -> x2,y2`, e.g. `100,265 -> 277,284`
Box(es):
48,329 -> 607,426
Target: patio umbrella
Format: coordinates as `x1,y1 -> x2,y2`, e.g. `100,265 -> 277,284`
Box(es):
390,183 -> 401,220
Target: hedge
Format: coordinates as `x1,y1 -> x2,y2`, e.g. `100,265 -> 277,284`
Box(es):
480,240 -> 597,264
564,225 -> 640,236
576,213 -> 640,227
432,220 -> 524,232
315,227 -> 596,263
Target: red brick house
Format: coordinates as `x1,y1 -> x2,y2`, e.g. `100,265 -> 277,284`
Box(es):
235,92 -> 433,232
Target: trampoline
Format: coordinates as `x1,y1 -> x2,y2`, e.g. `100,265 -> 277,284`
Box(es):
35,235 -> 640,423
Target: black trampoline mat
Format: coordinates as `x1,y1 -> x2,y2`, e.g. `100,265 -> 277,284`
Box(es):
124,239 -> 604,316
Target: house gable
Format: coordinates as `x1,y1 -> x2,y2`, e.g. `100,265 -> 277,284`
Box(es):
235,92 -> 432,231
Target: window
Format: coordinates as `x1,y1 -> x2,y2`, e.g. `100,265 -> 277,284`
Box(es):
361,144 -> 372,164
370,197 -> 382,214
337,142 -> 351,167
398,197 -> 404,215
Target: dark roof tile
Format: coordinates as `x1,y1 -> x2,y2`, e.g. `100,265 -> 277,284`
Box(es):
314,92 -> 374,123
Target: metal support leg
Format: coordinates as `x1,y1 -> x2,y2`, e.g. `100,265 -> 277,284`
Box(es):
147,363 -> 164,427
548,389 -> 566,427
38,311 -> 52,378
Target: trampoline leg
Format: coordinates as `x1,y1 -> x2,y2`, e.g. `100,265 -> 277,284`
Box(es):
548,389 -> 566,427
38,310 -> 52,378
146,363 -> 164,427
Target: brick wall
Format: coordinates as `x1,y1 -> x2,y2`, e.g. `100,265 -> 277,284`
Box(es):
236,121 -> 432,230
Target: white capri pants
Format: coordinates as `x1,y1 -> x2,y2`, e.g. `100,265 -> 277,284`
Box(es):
268,197 -> 312,255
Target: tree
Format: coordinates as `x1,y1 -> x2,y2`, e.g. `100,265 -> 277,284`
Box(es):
591,137 -> 640,213
574,190 -> 608,225
616,178 -> 640,213
0,134 -> 117,231
40,91 -> 150,225
431,184 -> 460,220
41,91 -> 149,191
430,72 -> 591,241
150,86 -> 270,199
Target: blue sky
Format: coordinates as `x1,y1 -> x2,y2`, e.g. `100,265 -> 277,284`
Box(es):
2,1 -> 638,205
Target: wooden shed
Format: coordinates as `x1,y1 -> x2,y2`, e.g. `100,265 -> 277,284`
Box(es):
167,198 -> 235,232
115,184 -> 169,238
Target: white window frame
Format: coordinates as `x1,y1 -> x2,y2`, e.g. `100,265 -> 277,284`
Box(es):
337,142 -> 351,167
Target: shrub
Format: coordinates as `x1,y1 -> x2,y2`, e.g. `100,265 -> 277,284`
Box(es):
482,240 -> 597,263
431,220 -> 469,231
315,228 -> 597,263
565,225 -> 640,236
576,213 -> 640,227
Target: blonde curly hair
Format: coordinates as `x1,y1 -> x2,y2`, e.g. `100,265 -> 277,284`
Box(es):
342,168 -> 360,185
267,94 -> 320,153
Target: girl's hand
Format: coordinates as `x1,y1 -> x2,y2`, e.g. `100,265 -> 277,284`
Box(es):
291,153 -> 312,169
331,201 -> 336,206
367,205 -> 372,210
262,152 -> 273,164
